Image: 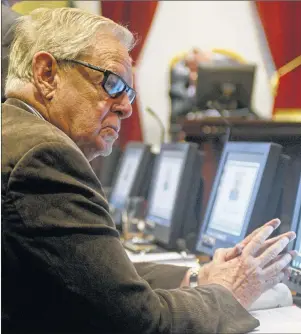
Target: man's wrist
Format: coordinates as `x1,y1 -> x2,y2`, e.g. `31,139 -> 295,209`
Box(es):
180,267 -> 200,288
188,267 -> 200,288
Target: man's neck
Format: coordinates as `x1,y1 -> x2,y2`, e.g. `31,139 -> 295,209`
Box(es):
7,88 -> 50,122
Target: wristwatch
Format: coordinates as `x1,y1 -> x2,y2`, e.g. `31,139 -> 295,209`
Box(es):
189,267 -> 200,288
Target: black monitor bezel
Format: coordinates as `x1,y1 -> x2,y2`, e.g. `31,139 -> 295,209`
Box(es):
146,142 -> 202,249
109,142 -> 151,211
288,174 -> 301,254
196,141 -> 283,256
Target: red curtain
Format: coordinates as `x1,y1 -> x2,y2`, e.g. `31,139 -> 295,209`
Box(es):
102,0 -> 158,148
256,1 -> 301,114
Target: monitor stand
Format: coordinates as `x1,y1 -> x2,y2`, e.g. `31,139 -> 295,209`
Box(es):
202,99 -> 259,120
123,227 -> 173,254
123,239 -> 168,254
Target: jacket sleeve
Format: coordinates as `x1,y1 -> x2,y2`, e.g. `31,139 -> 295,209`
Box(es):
7,141 -> 260,334
134,262 -> 189,290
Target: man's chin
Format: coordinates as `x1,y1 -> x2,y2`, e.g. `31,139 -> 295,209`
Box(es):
99,146 -> 112,157
97,137 -> 114,157
86,136 -> 115,161
88,146 -> 112,161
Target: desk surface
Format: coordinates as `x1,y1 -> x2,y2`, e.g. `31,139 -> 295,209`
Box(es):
249,306 -> 301,333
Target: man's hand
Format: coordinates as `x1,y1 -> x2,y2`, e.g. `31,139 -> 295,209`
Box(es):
201,220 -> 297,308
180,230 -> 247,287
196,219 -> 286,285
181,219 -> 296,299
195,245 -> 242,286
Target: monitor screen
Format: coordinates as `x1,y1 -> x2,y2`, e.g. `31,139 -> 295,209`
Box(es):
206,152 -> 261,242
147,151 -> 185,227
110,148 -> 143,209
196,64 -> 256,111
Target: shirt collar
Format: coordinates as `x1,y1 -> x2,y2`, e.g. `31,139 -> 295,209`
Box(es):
4,98 -> 45,120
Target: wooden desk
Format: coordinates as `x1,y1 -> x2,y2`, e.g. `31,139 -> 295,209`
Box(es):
182,118 -> 301,141
180,118 -> 301,224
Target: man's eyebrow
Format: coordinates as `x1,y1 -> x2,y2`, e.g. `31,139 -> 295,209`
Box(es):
107,66 -> 128,79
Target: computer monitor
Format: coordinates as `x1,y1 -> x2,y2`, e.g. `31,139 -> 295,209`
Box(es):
145,142 -> 204,251
285,174 -> 301,294
196,63 -> 256,116
196,142 -> 286,256
109,142 -> 155,226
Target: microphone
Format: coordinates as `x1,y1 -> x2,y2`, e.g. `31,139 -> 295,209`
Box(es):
207,100 -> 232,143
145,107 -> 165,145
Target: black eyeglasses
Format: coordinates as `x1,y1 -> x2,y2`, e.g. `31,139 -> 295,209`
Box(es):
62,59 -> 136,104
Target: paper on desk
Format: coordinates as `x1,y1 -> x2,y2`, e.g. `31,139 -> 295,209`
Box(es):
249,306 -> 301,333
126,250 -> 197,264
248,283 -> 293,311
157,260 -> 200,267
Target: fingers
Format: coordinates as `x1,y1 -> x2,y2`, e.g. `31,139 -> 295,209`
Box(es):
262,250 -> 297,269
283,266 -> 291,278
243,225 -> 275,257
258,236 -> 292,268
238,219 -> 281,249
213,248 -> 228,263
215,244 -> 244,263
262,252 -> 294,278
225,244 -> 244,262
256,232 -> 296,257
263,271 -> 285,291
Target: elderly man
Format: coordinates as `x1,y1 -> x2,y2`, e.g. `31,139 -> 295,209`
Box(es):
2,8 -> 297,334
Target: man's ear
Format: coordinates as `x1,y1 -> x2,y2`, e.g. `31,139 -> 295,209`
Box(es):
32,52 -> 59,100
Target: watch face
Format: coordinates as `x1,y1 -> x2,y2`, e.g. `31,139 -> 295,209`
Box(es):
189,271 -> 199,288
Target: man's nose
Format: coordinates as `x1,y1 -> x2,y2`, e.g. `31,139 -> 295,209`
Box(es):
115,94 -> 133,120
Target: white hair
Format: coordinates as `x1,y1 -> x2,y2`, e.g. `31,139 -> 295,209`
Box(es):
5,7 -> 135,95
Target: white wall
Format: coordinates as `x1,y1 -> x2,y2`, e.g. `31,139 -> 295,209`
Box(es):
74,1 -> 100,15
136,1 -> 275,147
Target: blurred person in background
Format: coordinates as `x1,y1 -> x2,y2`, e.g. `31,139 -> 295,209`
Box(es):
169,48 -> 209,121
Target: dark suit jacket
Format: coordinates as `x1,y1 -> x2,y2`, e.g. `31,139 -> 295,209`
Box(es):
1,98 -> 259,333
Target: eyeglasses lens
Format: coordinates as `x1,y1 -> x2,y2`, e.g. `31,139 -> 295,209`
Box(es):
105,74 -> 126,97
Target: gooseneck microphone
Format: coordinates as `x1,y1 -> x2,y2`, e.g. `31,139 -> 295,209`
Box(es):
206,100 -> 232,143
145,107 -> 166,145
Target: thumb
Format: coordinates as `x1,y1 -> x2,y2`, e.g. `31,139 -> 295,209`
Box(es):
224,244 -> 244,262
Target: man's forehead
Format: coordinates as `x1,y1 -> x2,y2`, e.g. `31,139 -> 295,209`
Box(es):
92,35 -> 131,64
89,36 -> 133,83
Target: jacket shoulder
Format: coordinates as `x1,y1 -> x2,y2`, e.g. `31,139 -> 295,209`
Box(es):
2,103 -> 83,189
2,102 -> 78,151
